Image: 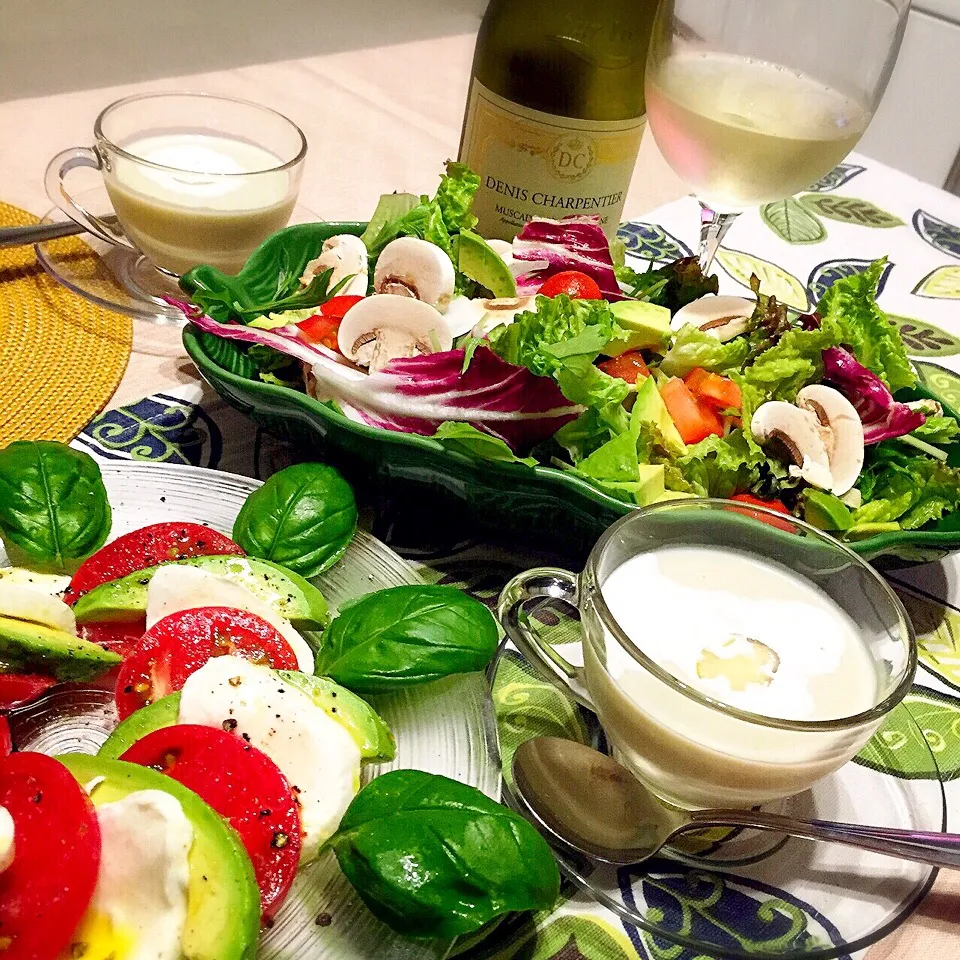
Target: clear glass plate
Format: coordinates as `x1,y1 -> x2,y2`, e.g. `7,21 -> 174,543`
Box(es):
35,185 -> 321,326
5,461 -> 499,960
490,645 -> 946,960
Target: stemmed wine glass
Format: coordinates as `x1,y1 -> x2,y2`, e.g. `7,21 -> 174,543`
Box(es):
645,0 -> 911,272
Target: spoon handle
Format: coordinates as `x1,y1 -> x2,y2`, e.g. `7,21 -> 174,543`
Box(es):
687,810 -> 960,869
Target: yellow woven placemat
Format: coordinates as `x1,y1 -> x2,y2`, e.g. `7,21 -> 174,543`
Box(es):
0,201 -> 133,445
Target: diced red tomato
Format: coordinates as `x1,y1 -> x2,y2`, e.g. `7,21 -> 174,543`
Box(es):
0,673 -> 57,711
298,295 -> 364,351
115,607 -> 299,720
659,378 -> 724,445
538,271 -> 602,300
0,719 -> 11,757
684,368 -> 742,411
0,753 -> 101,960
64,523 -> 244,605
121,725 -> 302,922
599,351 -> 650,385
729,493 -> 796,532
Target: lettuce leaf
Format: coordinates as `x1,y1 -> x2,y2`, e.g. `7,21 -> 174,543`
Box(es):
360,193 -> 420,249
615,257 -> 718,310
431,422 -> 537,467
816,259 -> 915,392
660,323 -> 750,378
854,443 -> 960,529
912,415 -> 960,444
673,431 -> 765,499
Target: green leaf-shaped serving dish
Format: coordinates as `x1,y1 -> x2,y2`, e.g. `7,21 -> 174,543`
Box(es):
182,222 -> 960,567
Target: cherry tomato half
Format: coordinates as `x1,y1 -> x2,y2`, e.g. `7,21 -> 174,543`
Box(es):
64,523 -> 244,605
298,296 -> 364,351
598,351 -> 650,385
0,753 -> 101,960
115,607 -> 299,720
729,493 -> 797,533
121,724 -> 302,922
0,674 -> 57,711
538,271 -> 602,300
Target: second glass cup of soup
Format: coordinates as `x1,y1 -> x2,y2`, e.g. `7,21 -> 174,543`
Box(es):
499,500 -> 916,810
45,92 -> 306,275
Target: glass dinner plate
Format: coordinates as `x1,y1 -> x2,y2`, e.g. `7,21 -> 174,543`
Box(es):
5,460 -> 500,960
35,185 -> 321,326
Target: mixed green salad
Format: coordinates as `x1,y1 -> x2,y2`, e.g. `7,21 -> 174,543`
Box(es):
174,163 -> 960,540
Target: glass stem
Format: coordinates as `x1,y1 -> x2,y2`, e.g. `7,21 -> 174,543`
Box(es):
698,203 -> 739,274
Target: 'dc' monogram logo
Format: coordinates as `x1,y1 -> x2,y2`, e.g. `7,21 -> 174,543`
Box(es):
549,134 -> 597,182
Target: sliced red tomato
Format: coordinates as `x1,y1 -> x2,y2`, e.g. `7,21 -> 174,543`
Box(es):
538,271 -> 602,300
729,493 -> 797,532
115,607 -> 299,720
599,351 -> 650,385
0,719 -> 11,757
659,378 -> 724,445
80,619 -> 147,659
0,673 -> 57,711
64,523 -> 245,605
298,296 -> 364,351
121,725 -> 302,921
0,753 -> 101,960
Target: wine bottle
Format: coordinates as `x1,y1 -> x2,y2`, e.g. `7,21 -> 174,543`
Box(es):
459,0 -> 657,241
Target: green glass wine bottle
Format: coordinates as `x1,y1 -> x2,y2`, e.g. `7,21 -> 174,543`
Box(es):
459,0 -> 658,241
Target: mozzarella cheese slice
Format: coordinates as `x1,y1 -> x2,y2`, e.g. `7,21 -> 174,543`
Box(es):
178,656 -> 361,861
73,789 -> 193,960
0,582 -> 76,635
0,806 -> 14,873
146,565 -> 315,673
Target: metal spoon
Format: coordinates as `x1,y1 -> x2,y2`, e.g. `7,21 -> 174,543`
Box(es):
0,216 -> 120,249
512,737 -> 960,869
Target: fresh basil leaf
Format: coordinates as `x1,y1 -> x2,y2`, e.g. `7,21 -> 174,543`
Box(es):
0,441 -> 111,573
232,463 -> 357,578
315,585 -> 499,692
329,770 -> 560,938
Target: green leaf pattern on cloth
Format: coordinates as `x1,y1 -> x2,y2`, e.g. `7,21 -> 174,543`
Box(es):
916,362 -> 960,408
799,194 -> 904,228
891,317 -> 960,357
807,163 -> 867,192
893,588 -> 960,693
760,199 -> 827,245
715,248 -> 809,310
913,265 -> 960,299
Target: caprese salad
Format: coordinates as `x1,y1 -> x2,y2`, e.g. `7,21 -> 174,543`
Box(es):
0,444 -> 554,954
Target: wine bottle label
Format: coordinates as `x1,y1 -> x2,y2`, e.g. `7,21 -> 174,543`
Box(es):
459,79 -> 646,241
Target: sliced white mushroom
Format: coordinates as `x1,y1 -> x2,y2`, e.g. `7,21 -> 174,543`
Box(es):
796,385 -> 865,496
751,401 -> 834,491
300,234 -> 369,297
374,237 -> 456,311
672,295 -> 755,342
337,294 -> 452,373
443,295 -> 537,338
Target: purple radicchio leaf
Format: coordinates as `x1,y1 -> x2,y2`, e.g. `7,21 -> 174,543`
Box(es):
822,347 -> 925,444
512,216 -> 628,301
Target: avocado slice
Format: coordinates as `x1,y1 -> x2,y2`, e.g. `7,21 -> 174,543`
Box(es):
73,555 -> 328,628
803,490 -> 853,531
99,693 -> 182,760
458,230 -> 518,298
604,300 -> 672,356
58,753 -> 260,960
0,615 -> 120,681
632,376 -> 686,457
101,672 -> 396,765
279,671 -> 396,763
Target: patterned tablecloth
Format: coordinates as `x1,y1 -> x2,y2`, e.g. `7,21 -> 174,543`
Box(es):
72,153 -> 960,960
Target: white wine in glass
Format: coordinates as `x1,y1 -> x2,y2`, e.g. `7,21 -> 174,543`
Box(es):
645,0 -> 911,271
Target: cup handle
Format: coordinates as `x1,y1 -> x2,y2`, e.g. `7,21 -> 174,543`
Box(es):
44,147 -> 134,248
498,567 -> 596,710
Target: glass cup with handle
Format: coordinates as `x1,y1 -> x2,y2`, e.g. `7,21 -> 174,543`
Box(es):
644,0 -> 911,271
45,92 -> 307,276
498,500 -> 916,810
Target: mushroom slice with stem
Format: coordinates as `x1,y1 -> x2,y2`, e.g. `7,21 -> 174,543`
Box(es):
443,295 -> 537,338
337,294 -> 453,373
300,234 -> 369,297
796,385 -> 865,496
751,401 -> 834,491
672,295 -> 755,343
374,237 -> 456,311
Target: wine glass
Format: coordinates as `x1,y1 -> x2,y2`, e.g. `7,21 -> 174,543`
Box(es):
645,0 -> 911,272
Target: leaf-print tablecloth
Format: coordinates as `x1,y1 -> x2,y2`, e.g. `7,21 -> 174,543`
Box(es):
71,152 -> 960,960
